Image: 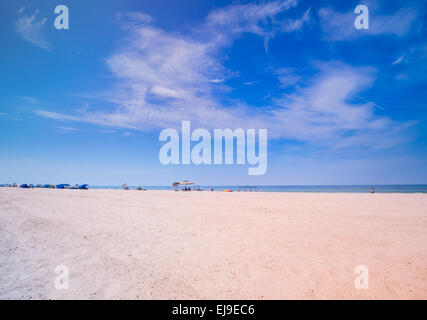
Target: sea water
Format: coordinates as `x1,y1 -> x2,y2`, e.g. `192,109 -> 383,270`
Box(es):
90,185 -> 427,193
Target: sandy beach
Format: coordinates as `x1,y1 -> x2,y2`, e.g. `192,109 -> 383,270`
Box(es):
0,188 -> 426,299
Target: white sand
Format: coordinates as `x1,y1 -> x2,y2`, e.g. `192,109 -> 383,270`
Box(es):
1,188 -> 426,299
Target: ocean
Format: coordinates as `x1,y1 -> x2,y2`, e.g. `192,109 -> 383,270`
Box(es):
90,185 -> 427,193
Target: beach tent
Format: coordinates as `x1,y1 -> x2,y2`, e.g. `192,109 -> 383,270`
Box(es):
179,180 -> 194,186
79,184 -> 89,190
172,180 -> 195,191
174,180 -> 195,191
56,184 -> 70,189
20,184 -> 30,188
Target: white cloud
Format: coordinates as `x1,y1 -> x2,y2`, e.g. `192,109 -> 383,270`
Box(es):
55,126 -> 79,133
115,12 -> 153,27
150,86 -> 184,99
208,79 -> 225,83
100,21 -> 235,129
206,0 -> 299,34
275,68 -> 301,88
36,61 -> 411,149
206,0 -> 310,52
15,9 -> 50,50
34,3 -> 411,150
35,109 -> 140,129
270,62 -> 411,148
35,2 -> 309,131
280,7 -> 311,32
392,55 -> 405,65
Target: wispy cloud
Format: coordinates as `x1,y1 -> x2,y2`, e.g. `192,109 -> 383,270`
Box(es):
35,109 -> 139,129
55,126 -> 80,133
208,79 -> 225,84
275,68 -> 301,89
35,1 -> 308,130
271,62 -> 412,148
244,81 -> 257,85
206,0 -> 299,34
15,8 -> 50,50
21,96 -> 38,104
392,55 -> 405,65
35,2 -> 412,150
206,0 -> 310,52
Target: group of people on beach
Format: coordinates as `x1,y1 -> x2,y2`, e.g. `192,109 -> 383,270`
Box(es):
0,182 -> 88,189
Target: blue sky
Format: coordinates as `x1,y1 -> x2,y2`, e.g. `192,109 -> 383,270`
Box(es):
1,0 -> 427,185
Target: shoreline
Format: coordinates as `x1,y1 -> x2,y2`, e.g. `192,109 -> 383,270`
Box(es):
3,187 -> 427,194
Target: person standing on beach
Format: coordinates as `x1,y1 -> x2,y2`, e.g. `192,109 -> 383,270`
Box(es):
371,186 -> 375,193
